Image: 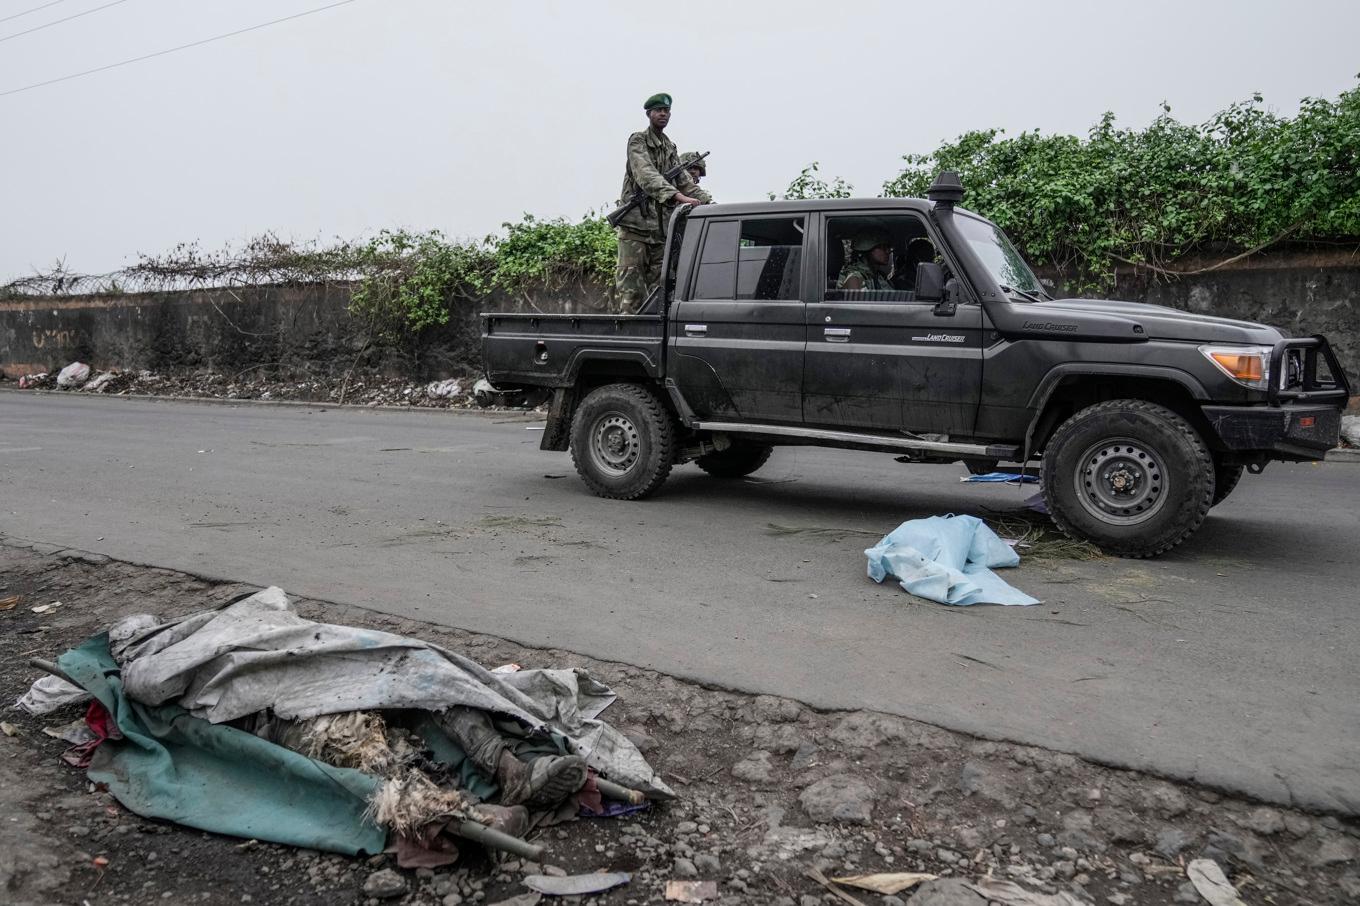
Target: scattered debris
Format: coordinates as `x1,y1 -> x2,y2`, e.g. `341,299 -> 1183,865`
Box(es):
967,876 -> 1093,905
426,378 -> 464,399
806,866 -> 869,906
17,371 -> 50,389
82,371 -> 118,393
987,515 -> 1104,561
1186,859 -> 1247,906
832,871 -> 937,894
522,871 -> 630,895
30,600 -> 63,614
0,721 -> 19,737
866,515 -> 1039,605
663,879 -> 720,902
56,362 -> 91,388
0,594 -> 20,610
4,366 -> 545,412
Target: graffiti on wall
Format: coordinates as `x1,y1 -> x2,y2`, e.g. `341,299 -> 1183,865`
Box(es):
31,328 -> 85,350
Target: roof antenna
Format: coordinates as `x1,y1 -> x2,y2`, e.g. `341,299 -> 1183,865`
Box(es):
927,171 -> 965,209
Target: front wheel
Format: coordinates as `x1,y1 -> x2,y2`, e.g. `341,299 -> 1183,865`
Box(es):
1041,400 -> 1214,558
569,383 -> 676,499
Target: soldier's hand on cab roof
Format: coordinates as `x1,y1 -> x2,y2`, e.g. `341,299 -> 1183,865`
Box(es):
673,192 -> 704,206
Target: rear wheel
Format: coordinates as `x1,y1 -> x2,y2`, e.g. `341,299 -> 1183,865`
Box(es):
695,442 -> 773,478
1041,400 -> 1214,558
569,383 -> 676,499
1211,462 -> 1244,507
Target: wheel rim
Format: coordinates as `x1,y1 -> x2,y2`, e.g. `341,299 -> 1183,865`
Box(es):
1073,437 -> 1168,525
589,411 -> 640,477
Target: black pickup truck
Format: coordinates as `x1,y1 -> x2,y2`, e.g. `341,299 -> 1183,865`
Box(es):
482,173 -> 1350,557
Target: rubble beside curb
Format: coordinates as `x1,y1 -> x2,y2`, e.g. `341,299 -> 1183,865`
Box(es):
1,544 -> 1357,906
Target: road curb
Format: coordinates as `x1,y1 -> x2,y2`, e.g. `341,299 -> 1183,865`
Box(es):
1325,447 -> 1360,462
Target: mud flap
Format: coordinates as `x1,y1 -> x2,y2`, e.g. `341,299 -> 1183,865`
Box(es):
541,387 -> 578,452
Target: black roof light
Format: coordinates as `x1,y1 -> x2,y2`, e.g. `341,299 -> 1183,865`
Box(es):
926,171 -> 965,208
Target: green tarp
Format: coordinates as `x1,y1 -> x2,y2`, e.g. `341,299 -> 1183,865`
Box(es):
58,633 -> 388,855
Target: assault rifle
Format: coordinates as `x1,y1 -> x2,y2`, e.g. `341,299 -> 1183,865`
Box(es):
606,150 -> 709,229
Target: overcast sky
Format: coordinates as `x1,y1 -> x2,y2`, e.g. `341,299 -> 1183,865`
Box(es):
2,0 -> 1358,280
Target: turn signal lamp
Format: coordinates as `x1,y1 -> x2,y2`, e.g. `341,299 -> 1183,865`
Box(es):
1199,345 -> 1272,391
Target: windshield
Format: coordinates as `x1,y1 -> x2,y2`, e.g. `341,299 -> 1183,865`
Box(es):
955,214 -> 1043,296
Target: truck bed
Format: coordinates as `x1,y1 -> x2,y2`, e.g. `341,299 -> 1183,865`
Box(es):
481,312 -> 665,389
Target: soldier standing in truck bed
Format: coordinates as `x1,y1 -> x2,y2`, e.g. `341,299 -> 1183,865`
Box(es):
613,93 -> 712,313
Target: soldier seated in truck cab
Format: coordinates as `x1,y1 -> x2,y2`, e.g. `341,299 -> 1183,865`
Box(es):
836,230 -> 895,291
892,237 -> 940,291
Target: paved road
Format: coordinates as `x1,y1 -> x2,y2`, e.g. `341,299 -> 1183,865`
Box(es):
3,393 -> 1358,814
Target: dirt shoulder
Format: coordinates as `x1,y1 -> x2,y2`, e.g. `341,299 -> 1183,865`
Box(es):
1,541 -> 1357,906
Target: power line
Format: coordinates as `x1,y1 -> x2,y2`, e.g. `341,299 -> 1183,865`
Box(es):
0,0 -> 360,98
0,1 -> 69,26
0,0 -> 128,44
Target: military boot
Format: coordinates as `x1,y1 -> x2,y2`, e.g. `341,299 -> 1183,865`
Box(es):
494,750 -> 588,809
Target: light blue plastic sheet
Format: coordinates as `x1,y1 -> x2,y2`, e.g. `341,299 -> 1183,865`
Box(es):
865,515 -> 1039,606
960,471 -> 1039,484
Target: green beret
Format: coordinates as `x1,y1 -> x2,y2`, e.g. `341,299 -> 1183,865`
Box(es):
644,93 -> 672,111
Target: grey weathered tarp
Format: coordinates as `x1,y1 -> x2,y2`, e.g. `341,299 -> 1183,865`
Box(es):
108,587 -> 672,798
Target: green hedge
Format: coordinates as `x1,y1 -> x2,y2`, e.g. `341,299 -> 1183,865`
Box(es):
882,83 -> 1360,289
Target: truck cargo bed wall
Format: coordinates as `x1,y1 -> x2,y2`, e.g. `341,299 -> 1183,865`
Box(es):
481,313 -> 666,389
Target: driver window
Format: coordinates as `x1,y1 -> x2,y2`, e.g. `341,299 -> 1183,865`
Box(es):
825,215 -> 939,302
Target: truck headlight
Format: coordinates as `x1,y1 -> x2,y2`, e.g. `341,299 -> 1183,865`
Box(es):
1199,345 -> 1272,391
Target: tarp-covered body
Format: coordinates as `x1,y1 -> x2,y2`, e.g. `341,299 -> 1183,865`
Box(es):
21,586 -> 671,856
108,587 -> 669,797
865,515 -> 1038,606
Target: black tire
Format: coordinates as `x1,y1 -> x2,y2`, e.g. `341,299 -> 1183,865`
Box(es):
1211,462 -> 1244,508
1041,400 -> 1214,558
695,442 -> 773,478
569,383 -> 676,500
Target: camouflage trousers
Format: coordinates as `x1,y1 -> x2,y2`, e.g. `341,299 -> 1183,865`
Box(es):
614,231 -> 664,314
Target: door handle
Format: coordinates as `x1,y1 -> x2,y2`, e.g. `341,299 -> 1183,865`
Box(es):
684,323 -> 708,336
824,327 -> 851,343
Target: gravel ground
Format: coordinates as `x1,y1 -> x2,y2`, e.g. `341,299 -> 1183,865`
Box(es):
1,541 -> 1357,906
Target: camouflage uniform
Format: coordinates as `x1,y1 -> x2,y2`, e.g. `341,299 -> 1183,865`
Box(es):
614,129 -> 711,313
836,258 -> 895,291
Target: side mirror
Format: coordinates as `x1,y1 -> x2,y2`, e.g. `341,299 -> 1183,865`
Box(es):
915,262 -> 944,302
935,278 -> 960,317
915,263 -> 961,314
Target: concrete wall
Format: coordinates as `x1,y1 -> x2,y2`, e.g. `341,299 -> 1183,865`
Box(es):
0,284 -> 358,379
1039,246 -> 1360,380
2,249 -> 1357,382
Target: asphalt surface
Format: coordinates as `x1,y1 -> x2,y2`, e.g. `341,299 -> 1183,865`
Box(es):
2,392 -> 1358,815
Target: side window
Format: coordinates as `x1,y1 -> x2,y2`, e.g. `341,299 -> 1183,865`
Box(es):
694,220 -> 740,298
825,214 -> 938,302
736,218 -> 804,300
